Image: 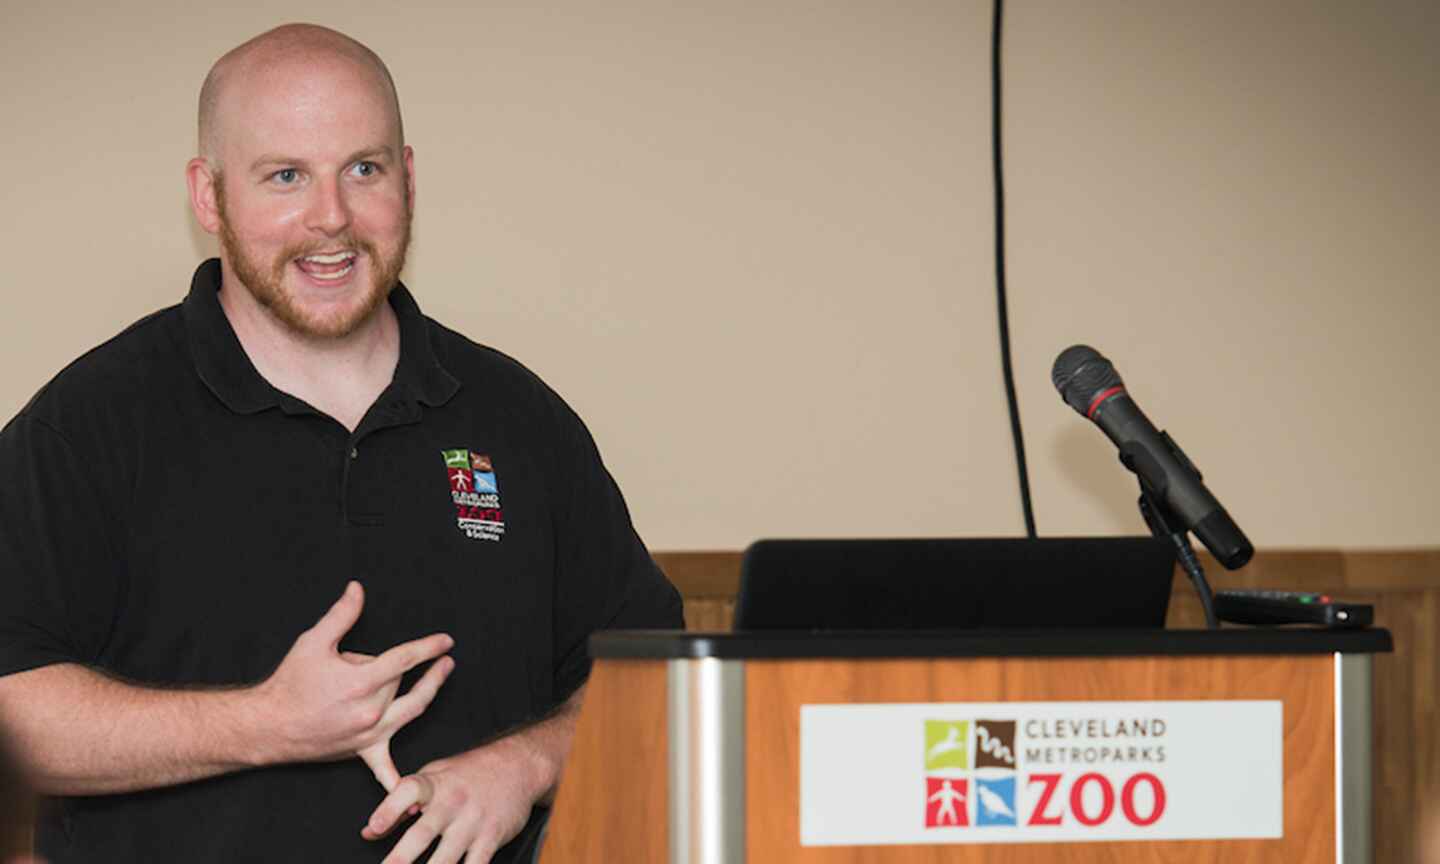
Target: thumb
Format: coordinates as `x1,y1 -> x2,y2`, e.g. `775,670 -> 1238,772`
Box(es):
359,738 -> 402,792
311,581 -> 365,649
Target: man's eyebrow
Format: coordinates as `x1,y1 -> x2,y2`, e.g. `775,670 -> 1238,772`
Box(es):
346,146 -> 396,164
249,154 -> 305,172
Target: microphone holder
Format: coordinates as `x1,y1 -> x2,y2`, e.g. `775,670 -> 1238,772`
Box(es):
1137,483 -> 1219,630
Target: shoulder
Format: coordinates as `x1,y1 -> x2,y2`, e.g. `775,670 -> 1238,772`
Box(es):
423,316 -> 576,417
418,316 -> 606,474
13,303 -> 187,440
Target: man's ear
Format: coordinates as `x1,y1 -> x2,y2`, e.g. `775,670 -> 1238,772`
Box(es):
186,157 -> 222,235
403,145 -> 416,214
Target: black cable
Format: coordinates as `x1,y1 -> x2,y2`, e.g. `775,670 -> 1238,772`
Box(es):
991,0 -> 1037,538
1172,535 -> 1220,629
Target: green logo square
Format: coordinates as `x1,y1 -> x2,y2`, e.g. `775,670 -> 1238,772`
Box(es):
442,449 -> 471,468
924,719 -> 969,770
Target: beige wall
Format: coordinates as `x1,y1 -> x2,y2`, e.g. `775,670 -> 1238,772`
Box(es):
2,0 -> 1437,550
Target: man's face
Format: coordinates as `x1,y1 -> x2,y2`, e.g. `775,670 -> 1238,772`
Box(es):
208,57 -> 414,340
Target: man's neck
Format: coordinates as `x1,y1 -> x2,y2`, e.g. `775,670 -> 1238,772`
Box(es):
217,276 -> 400,434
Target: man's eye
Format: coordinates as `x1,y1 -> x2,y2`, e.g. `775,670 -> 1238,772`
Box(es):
273,168 -> 299,184
353,161 -> 378,177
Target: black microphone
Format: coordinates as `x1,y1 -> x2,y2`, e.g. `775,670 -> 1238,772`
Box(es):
1051,345 -> 1254,570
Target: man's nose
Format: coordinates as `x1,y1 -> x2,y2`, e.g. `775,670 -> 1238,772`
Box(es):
305,177 -> 352,236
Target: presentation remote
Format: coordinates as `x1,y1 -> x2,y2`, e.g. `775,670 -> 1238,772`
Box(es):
1213,589 -> 1373,629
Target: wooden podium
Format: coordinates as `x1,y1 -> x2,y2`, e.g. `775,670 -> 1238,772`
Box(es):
539,629 -> 1390,863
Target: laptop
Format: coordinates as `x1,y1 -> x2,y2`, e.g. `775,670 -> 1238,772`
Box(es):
733,537 -> 1175,631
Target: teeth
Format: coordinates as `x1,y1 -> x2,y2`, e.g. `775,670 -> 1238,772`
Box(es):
307,264 -> 353,281
302,251 -> 356,264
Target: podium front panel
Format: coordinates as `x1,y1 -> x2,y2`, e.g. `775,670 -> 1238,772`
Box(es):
746,652 -> 1347,862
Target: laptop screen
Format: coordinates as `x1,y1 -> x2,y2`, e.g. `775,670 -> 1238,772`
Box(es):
733,537 -> 1175,631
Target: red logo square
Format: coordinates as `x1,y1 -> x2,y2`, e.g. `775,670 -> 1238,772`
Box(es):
925,777 -> 970,828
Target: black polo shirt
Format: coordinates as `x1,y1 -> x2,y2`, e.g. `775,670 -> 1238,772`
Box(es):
0,259 -> 683,862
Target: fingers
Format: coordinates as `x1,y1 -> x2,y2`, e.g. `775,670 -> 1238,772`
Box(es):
465,839 -> 500,864
380,815 -> 442,864
427,830 -> 479,864
356,653 -> 452,795
380,656 -> 455,732
379,810 -> 496,864
309,581 -> 365,648
359,739 -> 402,792
364,774 -> 435,841
366,632 -> 454,688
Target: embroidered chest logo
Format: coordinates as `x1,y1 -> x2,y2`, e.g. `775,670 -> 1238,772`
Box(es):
441,449 -> 506,541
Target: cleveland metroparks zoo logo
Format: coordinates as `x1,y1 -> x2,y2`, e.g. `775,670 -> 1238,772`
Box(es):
920,716 -> 1168,831
441,448 -> 505,541
923,719 -> 1017,828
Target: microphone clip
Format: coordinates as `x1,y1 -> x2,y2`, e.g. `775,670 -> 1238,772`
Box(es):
1138,481 -> 1219,630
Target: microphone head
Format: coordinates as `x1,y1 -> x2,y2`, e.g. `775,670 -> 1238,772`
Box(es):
1052,345 -> 1125,416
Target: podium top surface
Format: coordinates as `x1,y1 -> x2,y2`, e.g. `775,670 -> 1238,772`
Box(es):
590,628 -> 1393,660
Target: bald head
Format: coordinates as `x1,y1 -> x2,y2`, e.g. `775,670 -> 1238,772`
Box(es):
198,23 -> 403,166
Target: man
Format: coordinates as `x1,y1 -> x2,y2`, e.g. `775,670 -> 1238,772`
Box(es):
0,23 -> 682,863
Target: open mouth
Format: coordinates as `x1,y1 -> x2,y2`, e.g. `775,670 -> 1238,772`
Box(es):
294,250 -> 358,281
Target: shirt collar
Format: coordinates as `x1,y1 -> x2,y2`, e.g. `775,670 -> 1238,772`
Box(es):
183,258 -> 459,416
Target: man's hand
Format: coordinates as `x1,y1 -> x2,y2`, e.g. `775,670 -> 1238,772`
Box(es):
253,581 -> 454,785
361,741 -> 537,864
360,689 -> 584,864
339,651 -> 435,791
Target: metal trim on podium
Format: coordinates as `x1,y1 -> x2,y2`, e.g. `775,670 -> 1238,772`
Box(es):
668,659 -> 746,864
1336,653 -> 1373,864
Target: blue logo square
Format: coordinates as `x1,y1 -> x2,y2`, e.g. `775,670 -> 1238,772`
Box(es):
974,776 -> 1017,826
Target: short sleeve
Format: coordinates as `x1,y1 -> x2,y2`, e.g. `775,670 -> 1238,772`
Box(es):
0,415 -> 126,677
548,400 -> 683,700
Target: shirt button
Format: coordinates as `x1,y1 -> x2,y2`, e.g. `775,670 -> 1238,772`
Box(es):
350,447 -> 359,459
